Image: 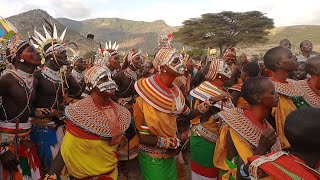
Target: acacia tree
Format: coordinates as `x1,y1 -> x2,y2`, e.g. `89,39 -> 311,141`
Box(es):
174,11 -> 274,56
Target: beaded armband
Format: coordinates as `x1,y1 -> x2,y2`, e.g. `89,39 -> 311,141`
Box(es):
35,108 -> 51,118
157,137 -> 180,149
139,125 -> 150,135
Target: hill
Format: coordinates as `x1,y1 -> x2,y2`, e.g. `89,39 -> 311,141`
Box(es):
57,17 -> 178,52
7,9 -> 97,55
6,9 -> 320,57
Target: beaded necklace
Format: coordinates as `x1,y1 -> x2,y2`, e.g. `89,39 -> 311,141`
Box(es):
41,66 -> 61,83
71,69 -> 84,84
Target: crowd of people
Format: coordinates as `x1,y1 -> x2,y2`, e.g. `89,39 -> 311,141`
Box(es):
0,17 -> 319,180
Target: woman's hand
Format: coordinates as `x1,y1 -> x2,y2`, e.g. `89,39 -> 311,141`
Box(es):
254,128 -> 277,155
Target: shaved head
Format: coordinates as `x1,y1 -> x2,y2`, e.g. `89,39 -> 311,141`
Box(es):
264,46 -> 297,72
285,108 -> 320,154
305,56 -> 320,75
279,39 -> 291,49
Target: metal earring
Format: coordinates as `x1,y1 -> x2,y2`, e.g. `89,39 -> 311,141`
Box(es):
218,75 -> 222,79
20,59 -> 24,63
163,69 -> 167,73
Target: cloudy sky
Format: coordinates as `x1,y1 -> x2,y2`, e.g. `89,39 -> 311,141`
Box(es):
1,0 -> 320,26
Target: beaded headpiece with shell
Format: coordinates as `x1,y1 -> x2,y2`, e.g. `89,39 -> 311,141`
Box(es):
67,42 -> 84,64
29,20 -> 67,56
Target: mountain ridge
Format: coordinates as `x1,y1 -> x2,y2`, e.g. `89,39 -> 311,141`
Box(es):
6,9 -> 320,56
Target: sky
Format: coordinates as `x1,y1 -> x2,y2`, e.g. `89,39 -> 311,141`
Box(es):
1,0 -> 320,26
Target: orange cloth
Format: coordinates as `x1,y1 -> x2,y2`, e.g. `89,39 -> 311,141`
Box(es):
272,95 -> 296,149
190,99 -> 219,135
133,96 -> 177,137
214,124 -> 253,180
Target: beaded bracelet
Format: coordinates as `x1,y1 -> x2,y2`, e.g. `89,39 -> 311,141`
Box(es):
197,102 -> 208,114
182,107 -> 191,116
44,173 -> 60,180
240,164 -> 250,179
157,137 -> 166,148
0,146 -> 9,155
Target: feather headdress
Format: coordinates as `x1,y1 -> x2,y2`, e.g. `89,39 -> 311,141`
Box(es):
94,40 -> 120,67
29,20 -> 67,56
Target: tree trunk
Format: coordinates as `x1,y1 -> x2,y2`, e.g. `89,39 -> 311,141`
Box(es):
219,44 -> 223,58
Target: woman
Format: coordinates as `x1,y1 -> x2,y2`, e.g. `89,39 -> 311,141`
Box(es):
45,65 -> 131,179
133,48 -> 223,180
214,77 -> 282,179
189,59 -> 234,180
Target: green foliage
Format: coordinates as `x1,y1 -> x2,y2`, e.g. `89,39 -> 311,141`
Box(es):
174,11 -> 274,56
186,48 -> 205,60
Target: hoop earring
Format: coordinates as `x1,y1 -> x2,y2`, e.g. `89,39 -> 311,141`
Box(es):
20,59 -> 25,63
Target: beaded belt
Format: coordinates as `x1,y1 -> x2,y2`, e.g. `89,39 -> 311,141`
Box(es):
139,144 -> 174,159
191,124 -> 218,143
30,118 -> 56,128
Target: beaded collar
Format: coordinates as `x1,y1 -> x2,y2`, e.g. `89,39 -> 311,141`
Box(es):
71,69 -> 84,84
190,81 -> 234,109
9,69 -> 34,92
134,75 -> 185,114
297,79 -> 320,108
41,66 -> 61,83
65,97 -> 131,138
227,83 -> 243,93
219,108 -> 281,152
272,79 -> 301,97
123,67 -> 138,81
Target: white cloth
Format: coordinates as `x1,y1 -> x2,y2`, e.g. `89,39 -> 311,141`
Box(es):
296,54 -> 316,62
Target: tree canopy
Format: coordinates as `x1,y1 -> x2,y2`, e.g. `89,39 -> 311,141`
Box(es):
174,11 -> 274,56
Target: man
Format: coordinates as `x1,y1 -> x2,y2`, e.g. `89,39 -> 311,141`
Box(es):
45,65 -> 131,180
81,41 -> 122,98
95,41 -> 121,77
191,55 -> 210,89
114,50 -> 143,109
289,62 -> 307,80
29,23 -> 73,172
263,46 -> 305,149
296,57 -> 320,108
0,31 -> 41,179
296,40 -> 316,62
238,53 -> 249,68
248,108 -> 320,179
114,50 -> 143,179
65,55 -> 87,102
279,39 -> 292,50
228,62 -> 260,107
223,48 -> 240,87
174,52 -> 194,96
